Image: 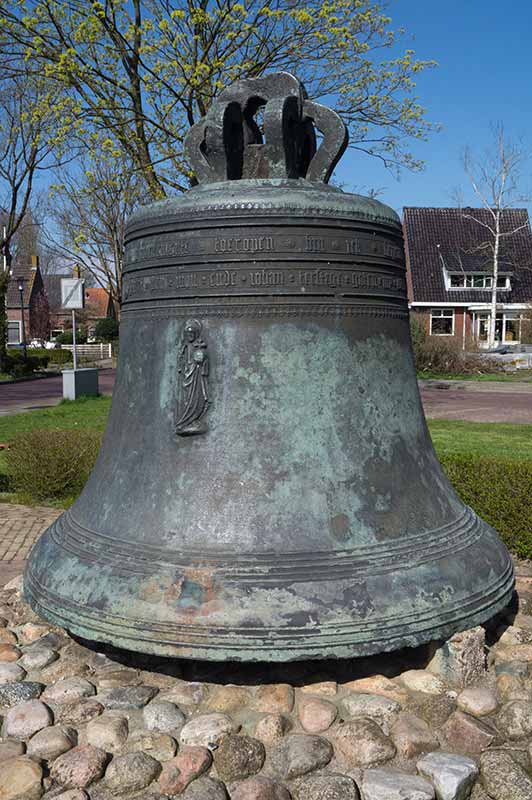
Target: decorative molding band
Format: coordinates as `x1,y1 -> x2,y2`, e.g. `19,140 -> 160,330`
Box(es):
48,507 -> 483,584
120,302 -> 409,322
24,559 -> 513,653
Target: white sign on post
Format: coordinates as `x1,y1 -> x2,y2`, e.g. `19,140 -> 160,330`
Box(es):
61,278 -> 85,373
61,278 -> 85,310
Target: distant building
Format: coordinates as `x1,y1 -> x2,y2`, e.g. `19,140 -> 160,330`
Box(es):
6,256 -> 49,345
43,276 -> 114,340
403,207 -> 532,347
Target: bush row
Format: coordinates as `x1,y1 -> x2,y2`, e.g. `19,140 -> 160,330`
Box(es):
410,314 -> 501,375
2,429 -> 531,559
440,455 -> 532,560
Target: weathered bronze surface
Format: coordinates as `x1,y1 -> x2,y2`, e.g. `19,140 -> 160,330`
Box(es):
25,73 -> 514,661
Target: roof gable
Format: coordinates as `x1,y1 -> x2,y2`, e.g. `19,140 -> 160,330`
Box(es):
403,207 -> 532,304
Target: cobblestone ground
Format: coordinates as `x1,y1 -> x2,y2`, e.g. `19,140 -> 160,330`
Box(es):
0,504 -> 60,587
0,572 -> 530,799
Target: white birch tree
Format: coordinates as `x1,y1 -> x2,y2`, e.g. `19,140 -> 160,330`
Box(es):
460,125 -> 529,349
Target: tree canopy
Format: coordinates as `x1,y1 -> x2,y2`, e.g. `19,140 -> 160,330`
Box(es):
1,0 -> 437,199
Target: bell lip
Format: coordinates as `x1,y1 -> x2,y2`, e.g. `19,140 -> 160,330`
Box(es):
124,178 -> 401,239
24,521 -> 515,663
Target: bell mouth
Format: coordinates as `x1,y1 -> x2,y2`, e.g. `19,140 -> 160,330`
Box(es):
24,507 -> 514,663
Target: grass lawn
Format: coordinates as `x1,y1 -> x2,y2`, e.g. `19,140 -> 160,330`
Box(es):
0,398 -> 530,508
427,419 -> 532,461
418,369 -> 532,383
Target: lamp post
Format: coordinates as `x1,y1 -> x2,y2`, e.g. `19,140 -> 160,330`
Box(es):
16,277 -> 27,361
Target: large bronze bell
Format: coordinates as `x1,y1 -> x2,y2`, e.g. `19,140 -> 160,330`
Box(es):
25,73 -> 514,661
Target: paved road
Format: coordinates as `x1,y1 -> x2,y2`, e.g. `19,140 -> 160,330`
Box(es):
1,370 -> 532,423
0,370 -> 115,416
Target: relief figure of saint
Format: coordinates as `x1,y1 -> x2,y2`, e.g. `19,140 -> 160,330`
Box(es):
175,319 -> 209,435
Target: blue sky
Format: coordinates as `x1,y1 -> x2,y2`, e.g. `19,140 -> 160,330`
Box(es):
335,0 -> 532,218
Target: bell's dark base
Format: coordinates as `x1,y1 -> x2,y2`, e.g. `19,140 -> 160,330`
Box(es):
24,511 -> 514,662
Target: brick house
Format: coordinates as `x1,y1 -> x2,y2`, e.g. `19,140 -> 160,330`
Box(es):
6,255 -> 49,345
43,276 -> 114,340
403,207 -> 532,348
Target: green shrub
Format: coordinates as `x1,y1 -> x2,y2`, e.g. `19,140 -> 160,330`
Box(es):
94,317 -> 119,342
5,428 -> 102,501
45,349 -> 72,365
5,349 -> 50,377
56,329 -> 87,344
441,454 -> 532,559
409,315 -> 501,376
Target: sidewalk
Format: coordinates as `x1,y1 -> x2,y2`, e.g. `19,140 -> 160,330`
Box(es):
419,378 -> 532,394
0,503 -> 60,586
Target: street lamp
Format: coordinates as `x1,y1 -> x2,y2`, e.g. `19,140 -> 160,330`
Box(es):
16,277 -> 27,361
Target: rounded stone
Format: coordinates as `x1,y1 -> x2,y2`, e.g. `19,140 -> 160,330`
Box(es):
456,687 -> 498,717
342,693 -> 400,732
332,719 -> 396,768
18,647 -> 58,671
55,699 -> 104,726
180,713 -> 237,748
362,768 -> 434,800
496,700 -> 532,739
298,696 -> 338,733
158,745 -> 212,795
27,725 -> 77,761
0,663 -> 26,685
254,714 -> 290,745
50,744 -> 108,788
417,751 -> 478,800
126,731 -> 177,762
182,776 -> 228,799
391,713 -> 439,759
86,715 -> 128,752
343,675 -> 408,705
51,792 -> 89,800
0,682 -> 43,707
204,686 -> 251,714
230,776 -> 291,800
399,670 -> 447,695
0,739 -> 25,762
100,684 -> 158,709
270,734 -> 333,779
0,645 -> 21,663
17,624 -> 51,644
253,685 -> 294,714
41,678 -> 96,705
143,700 -> 186,733
0,755 -> 43,800
0,630 -> 17,646
105,751 -> 162,794
4,700 -> 53,739
291,773 -> 359,799
480,750 -> 532,800
214,734 -> 265,782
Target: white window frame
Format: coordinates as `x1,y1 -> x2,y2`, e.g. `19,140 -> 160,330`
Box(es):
430,308 -> 455,336
447,273 -> 511,291
7,321 -> 21,345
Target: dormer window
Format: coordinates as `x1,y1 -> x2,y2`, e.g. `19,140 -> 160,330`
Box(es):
448,273 -> 510,290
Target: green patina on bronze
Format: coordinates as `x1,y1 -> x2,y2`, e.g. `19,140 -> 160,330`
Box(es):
24,73 -> 514,661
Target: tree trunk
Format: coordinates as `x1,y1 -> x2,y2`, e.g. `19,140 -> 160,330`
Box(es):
489,213 -> 500,349
0,277 -> 8,374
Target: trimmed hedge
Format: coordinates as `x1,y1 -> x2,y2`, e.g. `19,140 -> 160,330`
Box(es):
5,428 -> 102,501
441,455 -> 532,559
5,349 -> 49,377
29,347 -> 72,365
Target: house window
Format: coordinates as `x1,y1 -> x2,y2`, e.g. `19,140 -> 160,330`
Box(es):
7,322 -> 21,344
430,308 -> 454,335
448,273 -> 511,290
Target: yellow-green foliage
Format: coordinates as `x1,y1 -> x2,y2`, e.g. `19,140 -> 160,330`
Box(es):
5,429 -> 102,501
2,0 -> 438,198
